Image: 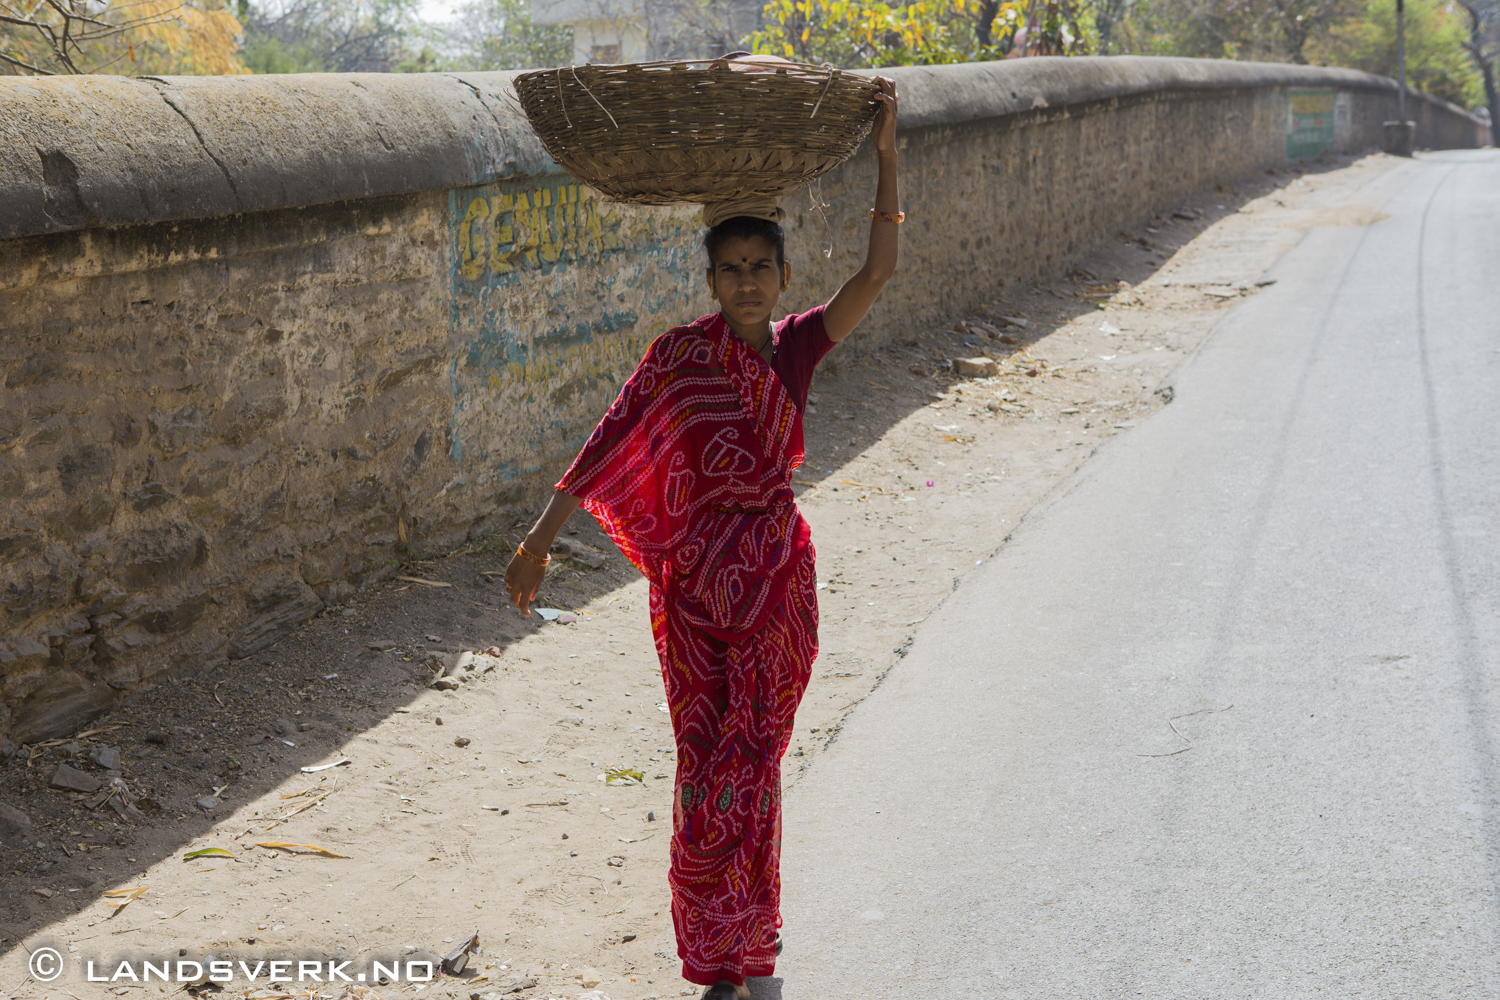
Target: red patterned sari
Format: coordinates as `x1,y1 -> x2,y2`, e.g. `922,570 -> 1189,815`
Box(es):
557,312 -> 819,986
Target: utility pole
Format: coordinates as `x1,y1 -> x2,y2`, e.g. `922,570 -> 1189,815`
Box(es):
1397,0 -> 1407,121
1384,0 -> 1416,154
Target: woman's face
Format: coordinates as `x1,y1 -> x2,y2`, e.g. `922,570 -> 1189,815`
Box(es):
707,236 -> 791,330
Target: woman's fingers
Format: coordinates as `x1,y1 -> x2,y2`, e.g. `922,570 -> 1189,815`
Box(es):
871,77 -> 897,145
872,79 -> 897,151
504,554 -> 541,616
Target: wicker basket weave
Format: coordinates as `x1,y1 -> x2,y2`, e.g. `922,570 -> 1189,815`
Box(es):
513,60 -> 882,206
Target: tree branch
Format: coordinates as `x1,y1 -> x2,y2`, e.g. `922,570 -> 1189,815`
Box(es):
0,46 -> 56,73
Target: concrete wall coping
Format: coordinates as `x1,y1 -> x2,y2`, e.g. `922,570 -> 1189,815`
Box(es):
0,56 -> 1480,241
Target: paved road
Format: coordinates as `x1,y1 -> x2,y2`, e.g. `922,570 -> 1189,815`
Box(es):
770,150 -> 1500,998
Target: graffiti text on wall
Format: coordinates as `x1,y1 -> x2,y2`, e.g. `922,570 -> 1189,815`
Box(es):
456,178 -> 625,284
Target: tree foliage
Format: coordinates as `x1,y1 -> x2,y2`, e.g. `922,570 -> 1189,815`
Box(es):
1,0 -> 244,75
437,0 -> 571,70
1310,0 -> 1478,104
237,0 -> 423,72
1097,0 -> 1490,109
746,0 -> 1087,65
1112,0 -> 1359,62
1457,0 -> 1498,123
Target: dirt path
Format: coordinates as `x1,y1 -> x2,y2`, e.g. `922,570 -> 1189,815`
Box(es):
0,152 -> 1400,1000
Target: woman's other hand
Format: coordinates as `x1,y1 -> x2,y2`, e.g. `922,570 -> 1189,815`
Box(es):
504,490 -> 582,616
872,75 -> 897,154
505,548 -> 547,616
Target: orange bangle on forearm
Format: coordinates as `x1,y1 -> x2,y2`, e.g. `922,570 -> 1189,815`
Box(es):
516,541 -> 551,567
870,209 -> 905,224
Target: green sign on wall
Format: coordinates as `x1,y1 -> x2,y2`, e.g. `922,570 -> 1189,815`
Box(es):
1287,88 -> 1337,160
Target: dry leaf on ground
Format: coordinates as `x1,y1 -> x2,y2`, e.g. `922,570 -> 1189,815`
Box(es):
254,841 -> 351,858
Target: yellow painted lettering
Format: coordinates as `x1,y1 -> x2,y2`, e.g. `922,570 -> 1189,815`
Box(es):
460,197 -> 491,281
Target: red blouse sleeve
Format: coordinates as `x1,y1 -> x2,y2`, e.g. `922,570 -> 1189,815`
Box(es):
770,305 -> 836,412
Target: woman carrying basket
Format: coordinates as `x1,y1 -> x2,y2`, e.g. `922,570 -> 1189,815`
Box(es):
505,74 -> 900,1000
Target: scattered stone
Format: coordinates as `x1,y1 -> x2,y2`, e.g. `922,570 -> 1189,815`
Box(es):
472,976 -> 537,998
441,930 -> 480,975
453,737 -> 471,748
146,730 -> 171,744
0,802 -> 32,841
228,577 -> 324,659
32,887 -> 53,899
999,315 -> 1029,328
425,634 -> 442,642
579,966 -> 602,988
622,933 -> 637,942
559,714 -> 584,727
89,746 -> 121,770
999,334 -> 1019,345
434,717 -> 444,726
443,651 -> 475,677
647,811 -> 655,822
551,538 -> 609,569
431,677 -> 460,691
48,763 -> 102,794
341,607 -> 358,617
954,357 -> 1000,377
196,795 -> 219,811
366,640 -> 397,651
607,856 -> 624,867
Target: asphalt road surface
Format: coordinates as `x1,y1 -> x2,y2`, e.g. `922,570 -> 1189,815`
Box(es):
771,150 -> 1500,998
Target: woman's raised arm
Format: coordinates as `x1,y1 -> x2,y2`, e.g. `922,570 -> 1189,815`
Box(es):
823,75 -> 899,344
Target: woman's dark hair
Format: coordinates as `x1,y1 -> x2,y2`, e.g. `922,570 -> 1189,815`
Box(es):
704,216 -> 786,268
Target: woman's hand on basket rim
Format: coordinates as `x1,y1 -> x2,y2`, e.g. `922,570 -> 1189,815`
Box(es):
872,76 -> 897,154
505,550 -> 546,617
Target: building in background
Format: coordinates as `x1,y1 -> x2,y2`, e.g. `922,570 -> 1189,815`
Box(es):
531,0 -> 762,64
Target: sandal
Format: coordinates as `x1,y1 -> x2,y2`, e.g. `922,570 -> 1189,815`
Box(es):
701,982 -> 740,1000
775,931 -> 783,956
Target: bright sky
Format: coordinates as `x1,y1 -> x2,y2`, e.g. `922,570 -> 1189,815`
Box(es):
416,0 -> 459,24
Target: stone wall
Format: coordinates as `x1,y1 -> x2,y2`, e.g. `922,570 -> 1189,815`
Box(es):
0,57 -> 1485,750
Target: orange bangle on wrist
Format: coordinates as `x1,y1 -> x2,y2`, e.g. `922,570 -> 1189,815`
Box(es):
870,209 -> 905,224
516,541 -> 551,567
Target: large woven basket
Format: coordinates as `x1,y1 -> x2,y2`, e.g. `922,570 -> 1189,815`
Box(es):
512,60 -> 882,206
